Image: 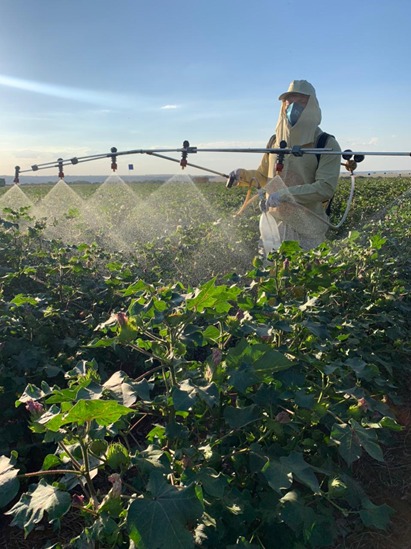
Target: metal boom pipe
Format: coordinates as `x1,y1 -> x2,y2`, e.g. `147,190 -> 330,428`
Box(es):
146,152 -> 229,178
15,144 -> 411,175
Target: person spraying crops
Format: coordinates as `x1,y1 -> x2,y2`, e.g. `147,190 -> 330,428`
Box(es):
228,80 -> 341,252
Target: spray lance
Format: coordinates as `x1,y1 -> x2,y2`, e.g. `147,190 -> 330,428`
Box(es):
258,141 -> 287,256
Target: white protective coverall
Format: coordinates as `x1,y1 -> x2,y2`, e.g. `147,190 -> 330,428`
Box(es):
235,80 -> 341,250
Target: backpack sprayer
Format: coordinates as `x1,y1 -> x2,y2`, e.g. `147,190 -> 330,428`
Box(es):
11,141 -> 411,249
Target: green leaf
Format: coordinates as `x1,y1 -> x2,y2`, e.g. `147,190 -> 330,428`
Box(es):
172,385 -> 197,411
253,347 -> 293,375
127,473 -> 203,549
196,382 -> 219,408
262,459 -> 293,494
229,365 -> 259,393
345,357 -> 380,381
279,490 -> 309,530
165,421 -> 189,440
6,479 -> 71,536
186,279 -> 240,314
224,404 -> 260,429
44,400 -> 134,431
10,294 -> 39,307
202,325 -> 221,341
103,370 -> 152,406
348,230 -> 361,241
294,390 -> 315,409
248,443 -> 268,474
280,452 -> 320,493
359,498 -> 394,529
172,381 -> 218,412
369,234 -> 386,250
0,453 -> 20,508
226,339 -> 292,377
330,422 -> 362,466
331,418 -> 385,464
302,320 -> 329,339
197,467 -> 228,498
280,240 -> 302,254
16,382 -> 53,406
350,420 -> 384,462
45,387 -> 79,405
66,399 -> 134,426
42,454 -> 62,471
379,416 -> 403,431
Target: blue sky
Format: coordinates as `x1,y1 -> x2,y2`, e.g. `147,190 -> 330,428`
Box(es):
1,0 -> 411,179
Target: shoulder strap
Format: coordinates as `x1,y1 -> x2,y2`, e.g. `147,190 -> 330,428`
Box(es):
315,132 -> 333,166
267,133 -> 332,167
267,133 -> 331,163
316,132 -> 336,216
266,134 -> 276,148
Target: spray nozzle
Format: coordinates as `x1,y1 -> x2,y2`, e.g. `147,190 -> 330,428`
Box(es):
180,140 -> 190,168
275,140 -> 287,173
13,165 -> 20,184
58,158 -> 64,180
341,149 -> 364,173
110,147 -> 118,172
180,140 -> 198,169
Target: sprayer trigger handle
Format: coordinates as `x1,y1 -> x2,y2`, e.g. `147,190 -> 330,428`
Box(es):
226,171 -> 238,188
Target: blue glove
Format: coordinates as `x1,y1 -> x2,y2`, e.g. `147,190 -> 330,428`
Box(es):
266,192 -> 282,208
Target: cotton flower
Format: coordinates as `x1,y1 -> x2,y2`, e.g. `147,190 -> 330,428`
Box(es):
25,399 -> 44,417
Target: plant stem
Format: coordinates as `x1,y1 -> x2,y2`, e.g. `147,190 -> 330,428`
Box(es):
19,469 -> 82,478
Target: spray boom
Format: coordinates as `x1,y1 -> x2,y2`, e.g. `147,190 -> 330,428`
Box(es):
13,139 -> 411,181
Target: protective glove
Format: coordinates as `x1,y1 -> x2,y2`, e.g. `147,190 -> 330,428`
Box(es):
226,170 -> 240,188
259,197 -> 267,212
266,191 -> 282,208
258,189 -> 267,212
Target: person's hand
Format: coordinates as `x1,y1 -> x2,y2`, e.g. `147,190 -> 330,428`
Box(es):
226,170 -> 238,188
226,169 -> 240,188
266,192 -> 282,208
225,168 -> 247,189
259,196 -> 267,212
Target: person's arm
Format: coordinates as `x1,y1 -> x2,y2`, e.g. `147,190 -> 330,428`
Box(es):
229,135 -> 275,188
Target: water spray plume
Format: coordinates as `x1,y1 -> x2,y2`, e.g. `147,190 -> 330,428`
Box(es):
9,138 -> 411,241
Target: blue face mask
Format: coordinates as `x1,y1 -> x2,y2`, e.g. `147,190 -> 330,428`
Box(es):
286,102 -> 305,126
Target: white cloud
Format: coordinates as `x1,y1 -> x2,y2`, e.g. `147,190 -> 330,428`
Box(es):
0,74 -> 136,108
160,104 -> 178,110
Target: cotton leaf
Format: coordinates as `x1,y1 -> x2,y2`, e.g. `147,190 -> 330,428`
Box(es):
263,459 -> 293,494
359,498 -> 394,529
280,452 -> 320,494
6,479 -> 71,536
127,473 -> 203,549
44,399 -> 134,431
330,423 -> 362,466
0,454 -> 20,508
